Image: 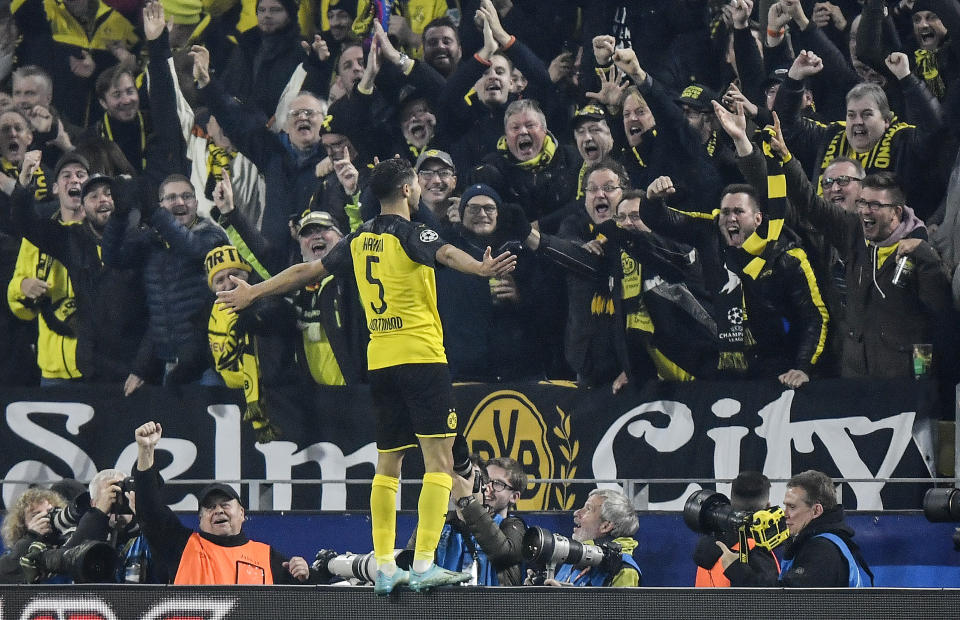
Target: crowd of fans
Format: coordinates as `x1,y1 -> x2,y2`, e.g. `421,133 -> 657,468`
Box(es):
1,0 -> 959,433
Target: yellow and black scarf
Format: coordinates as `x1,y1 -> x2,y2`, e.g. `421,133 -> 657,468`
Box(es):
208,304 -> 281,442
1,158 -> 49,199
497,132 -> 558,170
817,120 -> 912,193
204,141 -> 237,199
915,48 -> 946,100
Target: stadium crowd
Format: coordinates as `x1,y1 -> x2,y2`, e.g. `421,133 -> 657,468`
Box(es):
0,0 -> 959,439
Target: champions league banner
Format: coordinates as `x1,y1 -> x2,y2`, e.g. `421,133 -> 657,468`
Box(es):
0,378 -> 936,512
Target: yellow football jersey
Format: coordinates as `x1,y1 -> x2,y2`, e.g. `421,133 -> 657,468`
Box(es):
324,215 -> 447,370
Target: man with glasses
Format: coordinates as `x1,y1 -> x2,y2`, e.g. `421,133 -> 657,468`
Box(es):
769,123 -> 952,378
436,183 -> 545,382
195,44 -> 327,272
415,150 -> 458,226
423,456 -> 528,585
102,173 -> 227,386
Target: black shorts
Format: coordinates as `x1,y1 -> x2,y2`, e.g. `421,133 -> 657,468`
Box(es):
368,363 -> 459,452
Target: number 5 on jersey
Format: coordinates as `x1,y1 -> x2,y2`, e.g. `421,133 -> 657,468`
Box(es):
366,255 -> 388,314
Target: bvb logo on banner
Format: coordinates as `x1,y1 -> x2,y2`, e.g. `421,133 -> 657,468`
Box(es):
462,389 -> 580,510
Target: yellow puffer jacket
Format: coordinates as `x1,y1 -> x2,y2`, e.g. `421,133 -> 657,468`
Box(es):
7,237 -> 81,380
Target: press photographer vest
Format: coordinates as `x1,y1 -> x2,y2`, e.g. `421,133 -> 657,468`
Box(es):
780,533 -> 872,588
553,544 -> 641,587
174,533 -> 273,584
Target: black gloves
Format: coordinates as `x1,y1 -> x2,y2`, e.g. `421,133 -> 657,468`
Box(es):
497,201 -> 532,242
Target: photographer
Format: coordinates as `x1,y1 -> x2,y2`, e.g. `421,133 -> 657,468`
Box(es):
0,487 -> 70,583
540,488 -> 641,587
693,471 -> 780,587
723,470 -> 873,587
426,456 -> 528,585
62,469 -> 128,549
58,468 -> 161,583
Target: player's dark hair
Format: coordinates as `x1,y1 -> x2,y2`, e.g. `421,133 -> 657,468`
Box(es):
369,158 -> 416,201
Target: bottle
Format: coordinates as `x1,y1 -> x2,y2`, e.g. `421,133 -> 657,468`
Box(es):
891,256 -> 914,288
124,560 -> 141,583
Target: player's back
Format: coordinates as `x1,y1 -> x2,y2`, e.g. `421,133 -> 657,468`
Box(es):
339,215 -> 447,370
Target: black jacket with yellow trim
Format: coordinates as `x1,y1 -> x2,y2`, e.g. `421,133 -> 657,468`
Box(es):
640,194 -> 829,376
7,183 -> 148,381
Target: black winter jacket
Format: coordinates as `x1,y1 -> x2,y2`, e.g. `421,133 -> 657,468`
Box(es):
220,21 -> 306,119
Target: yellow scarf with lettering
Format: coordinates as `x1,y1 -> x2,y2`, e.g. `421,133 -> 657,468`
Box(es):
914,48 -> 945,100
208,303 -> 280,442
205,141 -> 236,196
1,158 -> 49,199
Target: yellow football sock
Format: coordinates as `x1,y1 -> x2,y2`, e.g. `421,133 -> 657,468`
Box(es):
413,472 -> 453,567
371,474 -> 400,568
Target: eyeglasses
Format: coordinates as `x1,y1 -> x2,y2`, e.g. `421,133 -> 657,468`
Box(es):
822,175 -> 863,189
288,108 -> 320,119
855,198 -> 901,211
161,191 -> 196,203
612,212 -> 643,223
464,204 -> 497,216
485,479 -> 515,492
585,184 -> 621,194
418,169 -> 454,181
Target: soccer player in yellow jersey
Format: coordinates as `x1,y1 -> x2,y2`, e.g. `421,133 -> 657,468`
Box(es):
217,158 -> 516,594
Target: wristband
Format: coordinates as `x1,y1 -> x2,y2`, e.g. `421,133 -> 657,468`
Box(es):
767,27 -> 786,37
473,53 -> 492,67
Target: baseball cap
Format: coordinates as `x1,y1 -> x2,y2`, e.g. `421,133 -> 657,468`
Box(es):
297,210 -> 342,236
572,104 -> 608,128
80,173 -> 114,201
198,482 -> 242,508
762,68 -> 790,90
415,149 -> 455,173
675,84 -> 718,112
53,151 -> 90,180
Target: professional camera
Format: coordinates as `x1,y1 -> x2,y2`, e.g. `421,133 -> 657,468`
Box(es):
922,487 -> 960,550
312,549 -> 408,584
46,503 -> 84,535
923,488 -> 960,522
683,490 -> 789,562
112,476 -> 136,515
521,526 -> 623,580
19,540 -> 117,584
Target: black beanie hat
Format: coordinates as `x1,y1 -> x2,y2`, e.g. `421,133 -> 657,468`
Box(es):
258,0 -> 299,22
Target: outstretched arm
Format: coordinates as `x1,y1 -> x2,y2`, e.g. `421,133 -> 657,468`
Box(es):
217,259 -> 329,312
435,244 -> 516,277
